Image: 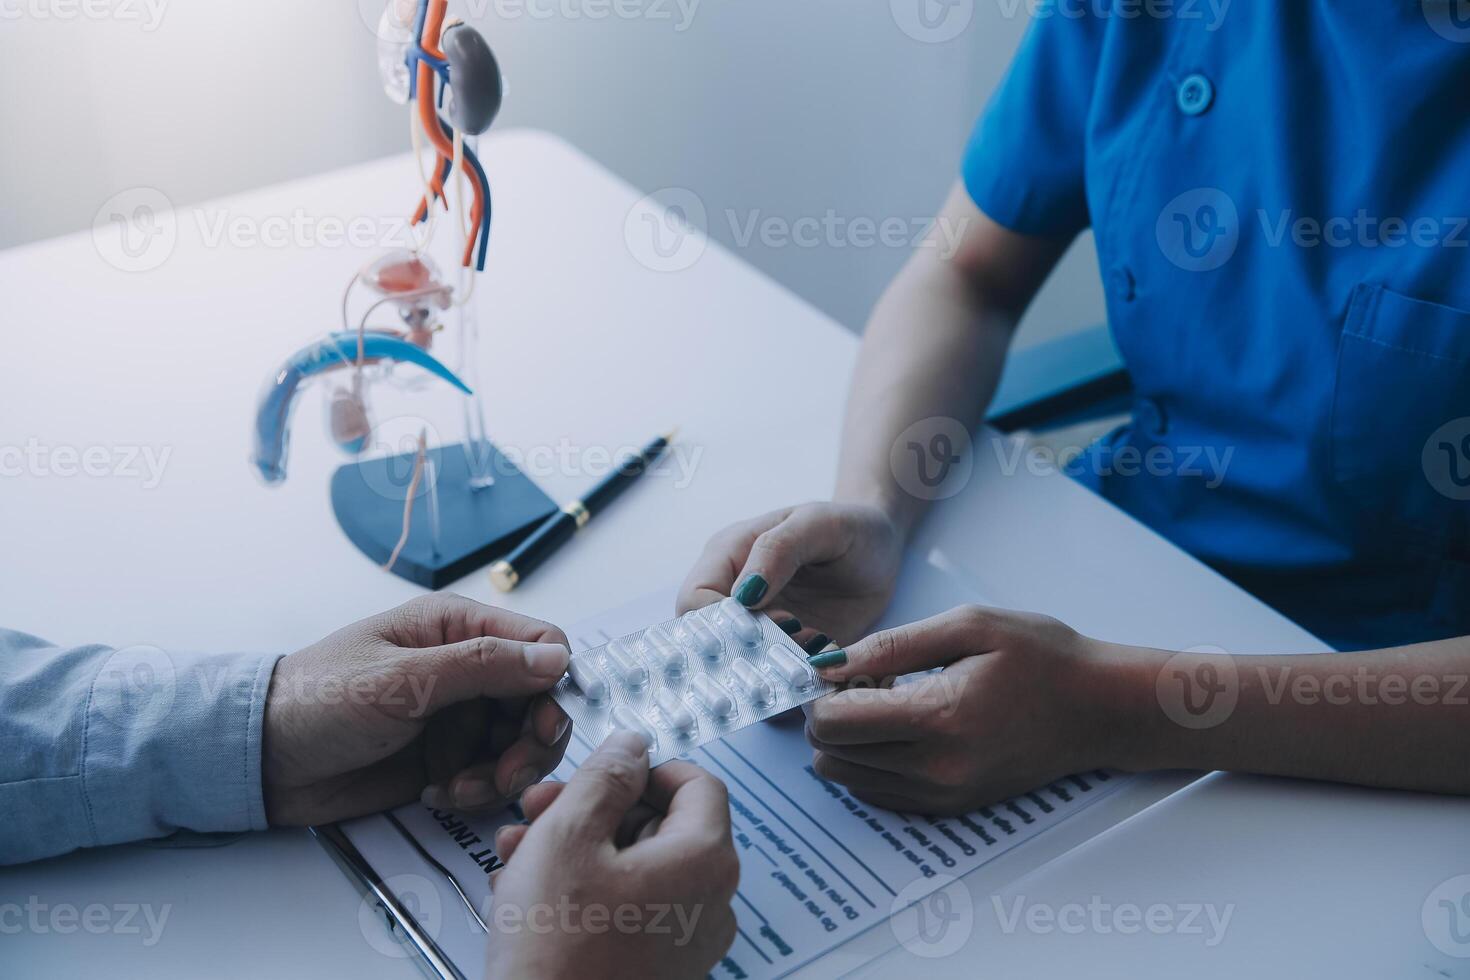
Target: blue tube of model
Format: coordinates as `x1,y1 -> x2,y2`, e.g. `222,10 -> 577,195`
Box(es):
251,331 -> 472,485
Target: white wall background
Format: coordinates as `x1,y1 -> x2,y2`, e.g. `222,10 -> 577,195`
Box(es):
0,0 -> 1102,343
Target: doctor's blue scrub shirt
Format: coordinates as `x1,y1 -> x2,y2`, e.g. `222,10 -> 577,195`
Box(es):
963,3 -> 1470,651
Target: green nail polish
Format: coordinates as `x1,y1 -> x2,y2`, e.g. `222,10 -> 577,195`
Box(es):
808,649 -> 848,670
803,634 -> 831,655
734,574 -> 768,606
776,617 -> 802,635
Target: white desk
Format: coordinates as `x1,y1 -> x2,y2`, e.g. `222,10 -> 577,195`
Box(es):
1,131 -> 1454,978
855,772 -> 1470,978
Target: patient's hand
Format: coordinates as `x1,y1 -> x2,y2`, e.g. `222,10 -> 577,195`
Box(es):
676,501 -> 903,650
261,594 -> 572,825
486,733 -> 739,979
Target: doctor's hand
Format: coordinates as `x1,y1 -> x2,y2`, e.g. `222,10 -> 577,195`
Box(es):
804,605 -> 1137,814
485,733 -> 740,980
261,594 -> 573,826
677,502 -> 904,650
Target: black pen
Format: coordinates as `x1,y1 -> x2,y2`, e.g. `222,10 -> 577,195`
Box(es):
490,428 -> 678,591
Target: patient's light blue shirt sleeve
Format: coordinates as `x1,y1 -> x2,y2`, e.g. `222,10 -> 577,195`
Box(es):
0,628 -> 283,864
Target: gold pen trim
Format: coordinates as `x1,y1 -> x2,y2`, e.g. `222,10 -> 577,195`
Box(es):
562,500 -> 591,528
489,559 -> 520,592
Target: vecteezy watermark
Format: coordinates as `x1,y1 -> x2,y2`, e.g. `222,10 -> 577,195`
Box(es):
1423,0 -> 1470,43
1257,210 -> 1470,251
1424,417 -> 1470,501
93,187 -> 178,273
92,646 -> 445,730
93,186 -> 432,272
1255,665 -> 1468,709
92,646 -> 180,729
1155,653 -> 1470,730
894,0 -> 1231,43
349,417 -> 706,507
269,668 -> 442,715
360,883 -> 705,957
623,188 -> 972,273
0,0 -> 169,30
992,438 -> 1235,489
891,0 -> 974,43
819,672 -> 969,720
1424,875 -> 1470,958
995,0 -> 1230,28
891,875 -> 975,959
890,417 -> 975,502
1156,187 -> 1240,272
624,188 -> 709,273
992,894 -> 1234,946
356,0 -> 701,36
1155,645 -> 1239,730
0,439 -> 173,489
724,209 -> 969,259
1158,187 -> 1470,273
359,874 -> 444,958
498,439 -> 703,488
188,207 -> 420,252
0,898 -> 172,947
486,898 -> 706,945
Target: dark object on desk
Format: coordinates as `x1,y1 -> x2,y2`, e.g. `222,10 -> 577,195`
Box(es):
987,324 -> 1131,433
491,429 -> 676,591
331,441 -> 557,590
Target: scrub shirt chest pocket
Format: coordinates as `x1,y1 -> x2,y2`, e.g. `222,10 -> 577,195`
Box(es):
1331,283 -> 1470,558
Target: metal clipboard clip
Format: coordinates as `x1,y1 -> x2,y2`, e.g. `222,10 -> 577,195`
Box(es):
311,822 -> 475,980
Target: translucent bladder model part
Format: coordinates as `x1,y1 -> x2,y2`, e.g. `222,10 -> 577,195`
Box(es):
552,599 -> 838,767
250,0 -> 514,574
251,317 -> 471,484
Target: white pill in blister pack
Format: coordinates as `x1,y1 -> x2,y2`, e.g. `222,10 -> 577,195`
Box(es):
610,705 -> 657,747
679,616 -> 723,662
712,597 -> 763,649
604,637 -> 649,690
551,606 -> 838,767
567,658 -> 608,704
691,673 -> 736,720
766,643 -> 815,690
643,627 -> 687,674
654,687 -> 697,736
730,659 -> 775,706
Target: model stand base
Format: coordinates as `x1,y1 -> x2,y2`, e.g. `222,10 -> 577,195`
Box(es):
331,442 -> 557,589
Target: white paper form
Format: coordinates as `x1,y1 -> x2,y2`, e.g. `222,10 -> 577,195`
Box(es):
339,556 -> 1130,978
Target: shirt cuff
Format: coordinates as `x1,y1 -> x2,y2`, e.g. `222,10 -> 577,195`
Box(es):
82,648 -> 285,846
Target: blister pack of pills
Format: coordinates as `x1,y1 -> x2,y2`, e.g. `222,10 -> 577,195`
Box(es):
552,597 -> 837,766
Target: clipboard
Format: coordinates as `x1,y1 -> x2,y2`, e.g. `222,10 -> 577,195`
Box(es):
312,823 -> 466,980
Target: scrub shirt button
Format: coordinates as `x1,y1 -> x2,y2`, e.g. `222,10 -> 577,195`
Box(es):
1177,73 -> 1214,116
1110,266 -> 1136,302
1136,398 -> 1169,437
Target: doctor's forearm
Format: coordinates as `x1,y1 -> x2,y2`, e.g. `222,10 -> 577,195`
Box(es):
1104,637 -> 1470,795
834,187 -> 1067,537
834,247 -> 1013,536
